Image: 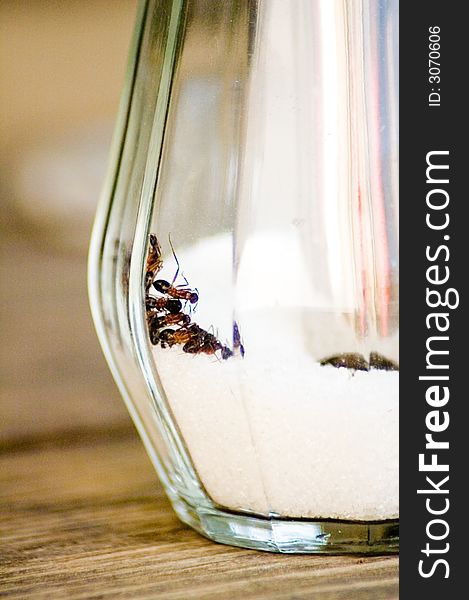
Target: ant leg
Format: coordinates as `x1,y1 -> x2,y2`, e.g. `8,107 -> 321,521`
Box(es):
184,292 -> 198,315
176,273 -> 189,288
206,323 -> 216,336
168,235 -> 194,289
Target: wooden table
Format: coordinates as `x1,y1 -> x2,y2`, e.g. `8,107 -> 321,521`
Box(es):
0,233 -> 398,598
0,433 -> 399,599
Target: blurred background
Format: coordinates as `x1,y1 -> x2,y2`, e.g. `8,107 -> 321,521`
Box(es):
1,0 -> 138,447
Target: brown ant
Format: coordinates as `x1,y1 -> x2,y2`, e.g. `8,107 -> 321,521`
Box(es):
145,295 -> 182,314
145,234 -> 163,290
153,235 -> 198,304
153,279 -> 199,304
183,330 -> 233,360
182,331 -> 217,354
369,352 -> 399,371
149,312 -> 191,331
320,353 -> 369,371
157,322 -> 232,360
158,324 -> 204,349
197,339 -> 233,360
320,352 -> 399,372
148,313 -> 192,346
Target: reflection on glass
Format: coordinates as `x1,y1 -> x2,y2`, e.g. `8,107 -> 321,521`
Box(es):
89,0 -> 399,553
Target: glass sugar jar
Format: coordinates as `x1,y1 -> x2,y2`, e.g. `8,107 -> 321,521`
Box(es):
88,0 -> 399,553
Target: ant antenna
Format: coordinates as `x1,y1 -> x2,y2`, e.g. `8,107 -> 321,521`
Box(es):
168,233 -> 181,285
168,234 -> 195,292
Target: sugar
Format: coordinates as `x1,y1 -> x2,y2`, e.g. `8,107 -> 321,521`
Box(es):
151,235 -> 399,521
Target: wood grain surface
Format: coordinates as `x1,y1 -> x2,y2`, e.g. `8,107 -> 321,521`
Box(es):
0,435 -> 399,599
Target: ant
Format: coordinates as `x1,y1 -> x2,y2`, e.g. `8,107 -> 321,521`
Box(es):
198,338 -> 233,360
145,234 -> 163,290
149,312 -> 191,331
145,295 -> 182,315
148,313 -> 192,346
320,353 -> 369,371
158,324 -> 204,349
153,279 -> 198,304
369,352 -> 399,371
320,351 -> 399,372
183,330 -> 233,360
157,322 -> 232,360
153,235 -> 198,305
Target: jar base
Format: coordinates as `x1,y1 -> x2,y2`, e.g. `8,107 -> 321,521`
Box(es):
170,494 -> 399,554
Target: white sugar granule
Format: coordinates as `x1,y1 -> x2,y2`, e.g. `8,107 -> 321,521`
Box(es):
154,344 -> 398,521
151,235 -> 398,521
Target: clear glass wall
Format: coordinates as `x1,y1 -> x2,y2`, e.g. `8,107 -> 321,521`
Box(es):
89,0 -> 399,553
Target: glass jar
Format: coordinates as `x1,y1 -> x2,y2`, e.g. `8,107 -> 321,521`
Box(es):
88,0 -> 399,553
